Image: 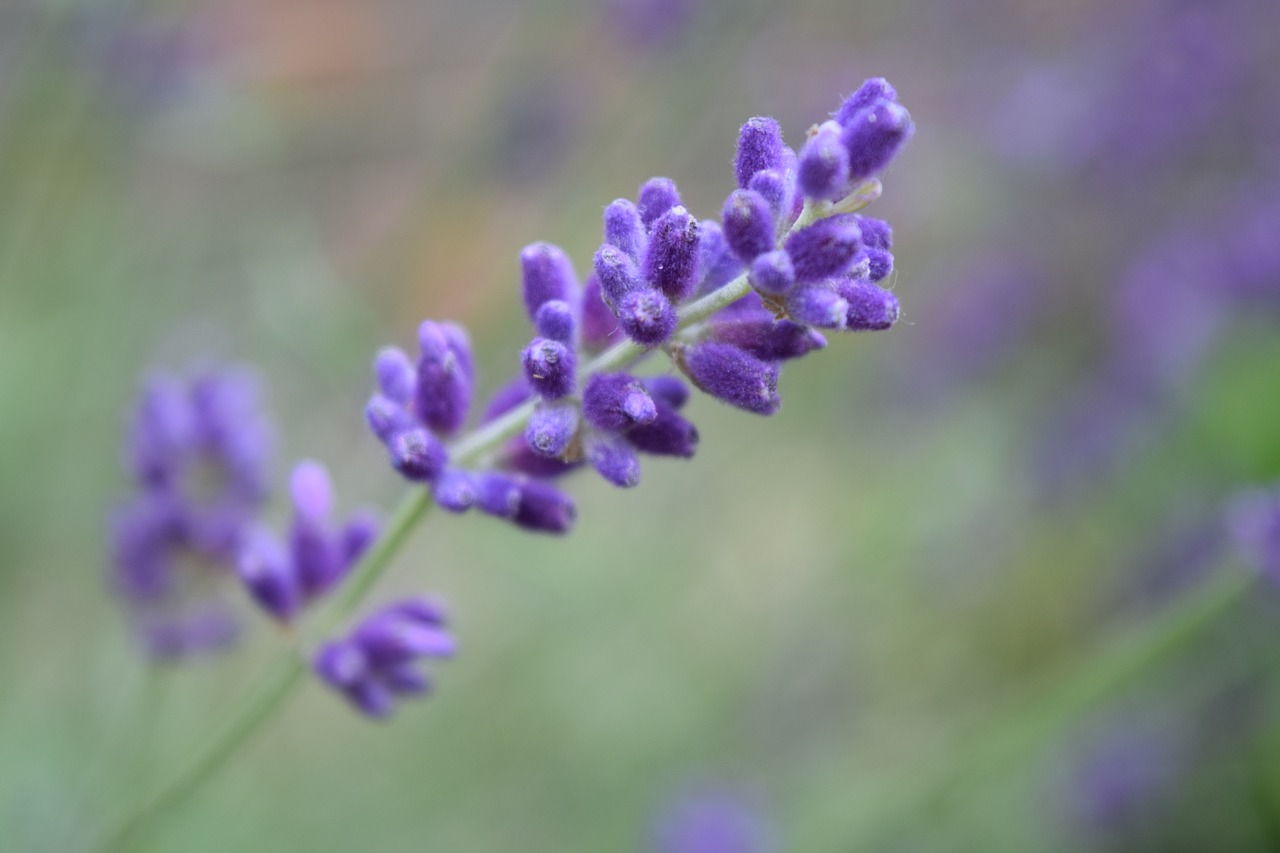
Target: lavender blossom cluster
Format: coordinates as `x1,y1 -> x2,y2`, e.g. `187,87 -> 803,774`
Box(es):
111,79 -> 912,719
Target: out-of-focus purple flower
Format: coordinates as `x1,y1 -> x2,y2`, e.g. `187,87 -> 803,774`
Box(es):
650,785 -> 775,853
520,242 -> 580,322
237,461 -> 379,621
313,597 -> 455,719
604,0 -> 701,53
1227,485 -> 1280,582
1063,719 -> 1181,831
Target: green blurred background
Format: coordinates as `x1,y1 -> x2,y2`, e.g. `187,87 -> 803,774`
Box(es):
3,0 -> 1280,850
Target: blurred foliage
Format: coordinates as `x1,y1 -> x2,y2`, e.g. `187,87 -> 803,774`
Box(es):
2,0 -> 1280,851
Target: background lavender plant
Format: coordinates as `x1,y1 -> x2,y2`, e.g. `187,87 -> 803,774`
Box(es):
4,1 -> 1280,852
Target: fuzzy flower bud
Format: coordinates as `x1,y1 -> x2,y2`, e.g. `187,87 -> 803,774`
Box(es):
864,248 -> 894,283
237,527 -> 299,622
522,338 -> 577,400
833,77 -> 898,126
784,215 -> 863,283
432,468 -> 477,513
520,242 -> 579,321
642,376 -> 691,410
695,220 -> 745,295
415,321 -> 473,436
534,299 -> 576,344
389,428 -> 448,482
841,99 -> 914,184
674,342 -> 781,415
734,117 -> 788,188
604,198 -> 648,262
586,434 -> 641,488
836,278 -> 900,331
797,120 -> 851,202
617,288 -> 677,346
722,189 -> 777,263
374,347 -> 416,404
854,215 -> 893,250
583,373 -> 658,432
747,169 -> 792,221
624,403 -> 699,458
526,403 -> 580,458
785,283 -> 849,329
644,206 -> 701,302
748,249 -> 796,296
580,275 -> 623,352
637,177 -> 682,230
711,317 -> 826,361
594,244 -> 646,308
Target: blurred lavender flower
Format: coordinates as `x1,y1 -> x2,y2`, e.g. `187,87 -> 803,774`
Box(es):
1227,485 -> 1280,582
650,785 -> 774,853
313,597 -> 456,718
1063,719 -> 1182,832
604,0 -> 702,52
111,367 -> 273,659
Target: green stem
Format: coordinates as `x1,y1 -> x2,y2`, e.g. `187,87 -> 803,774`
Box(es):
837,566 -> 1258,849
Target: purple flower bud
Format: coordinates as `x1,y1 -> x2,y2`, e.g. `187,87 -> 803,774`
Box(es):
314,640 -> 369,687
841,99 -> 914,183
836,278 -> 900,331
512,478 -> 577,534
1227,487 -> 1280,581
522,338 -> 577,400
390,596 -> 448,626
797,120 -> 851,202
748,249 -> 796,296
341,510 -> 380,564
415,321 -> 473,436
722,189 -> 776,263
711,317 -> 827,361
501,437 -> 582,479
785,283 -> 849,329
346,679 -> 396,719
374,347 -> 416,404
237,527 -> 299,622
604,198 -> 648,262
357,618 -> 457,664
586,434 -> 641,488
833,77 -> 898,126
617,288 -> 677,346
583,373 -> 658,432
644,206 -> 701,302
864,247 -> 894,283
675,342 -> 781,415
695,220 -> 745,295
594,244 -> 646,308
624,403 -> 698,457
734,117 -> 787,188
637,177 -> 682,230
365,394 -> 415,444
291,512 -> 340,599
519,242 -> 579,321
580,275 -> 623,352
526,403 -> 580,458
853,215 -> 892,250
534,299 -> 576,344
642,375 -> 691,410
382,663 -> 432,696
433,468 -> 477,513
290,460 -> 333,522
476,472 -> 521,518
389,428 -> 448,482
784,215 -> 862,282
748,169 -> 791,220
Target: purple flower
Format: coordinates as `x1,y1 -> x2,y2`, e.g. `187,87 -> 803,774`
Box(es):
313,597 -> 455,719
797,121 -> 850,202
604,198 -> 649,263
237,461 -> 379,621
520,242 -> 580,321
617,288 -> 678,346
721,190 -> 776,263
650,785 -> 775,853
734,117 -> 788,189
414,321 -> 474,436
1227,485 -> 1280,582
784,215 -> 862,283
583,373 -> 658,432
637,177 -> 683,229
522,337 -> 577,400
674,342 -> 781,416
644,206 -> 702,302
840,98 -> 914,183
526,403 -> 580,458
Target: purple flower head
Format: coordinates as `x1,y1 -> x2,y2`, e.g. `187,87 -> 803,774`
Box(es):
721,190 -> 776,263
748,249 -> 796,297
837,278 -> 900,331
734,117 -> 788,189
674,342 -> 781,416
522,337 -> 577,400
526,403 -> 580,458
644,206 -> 702,302
583,373 -> 658,432
784,215 -> 863,283
841,98 -> 914,183
534,299 -> 576,344
797,120 -> 851,202
618,288 -> 678,346
586,433 -> 642,488
605,198 -> 649,263
237,461 -> 379,620
313,596 -> 454,719
637,177 -> 682,230
595,244 -> 646,309
520,242 -> 579,321
414,321 -> 474,437
833,77 -> 898,126
1227,485 -> 1280,582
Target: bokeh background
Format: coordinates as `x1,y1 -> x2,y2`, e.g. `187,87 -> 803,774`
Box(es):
3,0 -> 1280,850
